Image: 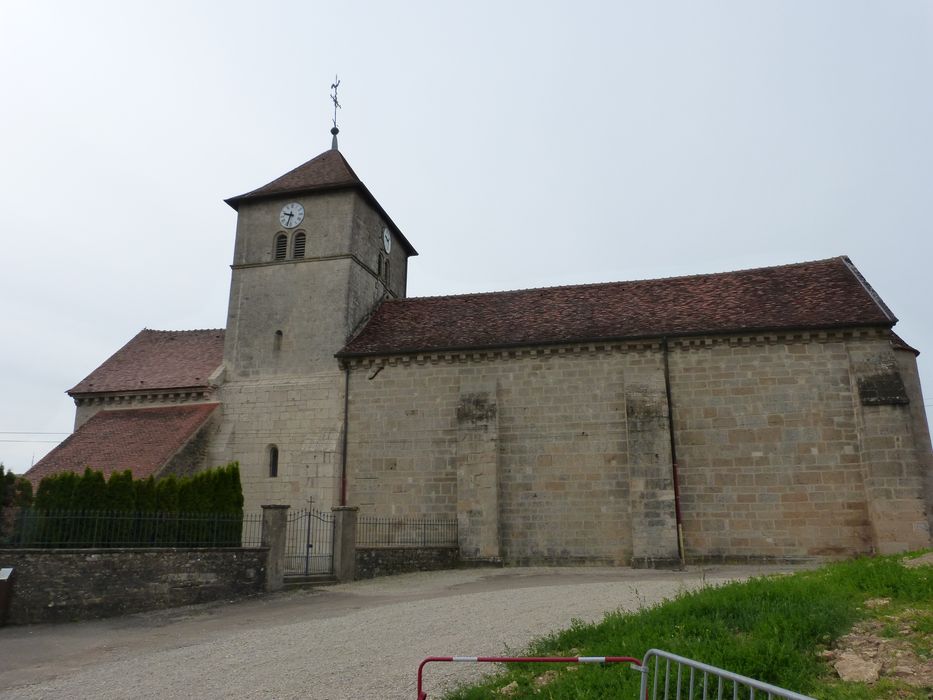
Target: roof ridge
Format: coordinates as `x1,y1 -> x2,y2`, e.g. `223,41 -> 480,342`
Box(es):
398,256 -> 848,303
140,328 -> 225,334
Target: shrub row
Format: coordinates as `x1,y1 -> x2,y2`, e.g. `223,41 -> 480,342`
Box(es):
33,463 -> 243,514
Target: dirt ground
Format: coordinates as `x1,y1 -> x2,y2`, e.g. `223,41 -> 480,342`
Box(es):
0,564 -> 801,699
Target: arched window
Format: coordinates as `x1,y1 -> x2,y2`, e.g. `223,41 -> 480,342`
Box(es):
273,330 -> 283,351
274,234 -> 287,260
268,445 -> 279,478
293,232 -> 306,259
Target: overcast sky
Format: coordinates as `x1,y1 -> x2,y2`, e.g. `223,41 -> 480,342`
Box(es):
1,2 -> 931,474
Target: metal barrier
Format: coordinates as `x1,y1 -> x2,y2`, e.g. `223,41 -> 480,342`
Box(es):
416,655 -> 642,700
634,649 -> 815,700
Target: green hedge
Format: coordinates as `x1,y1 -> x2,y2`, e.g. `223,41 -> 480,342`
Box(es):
6,464 -> 245,548
33,463 -> 243,513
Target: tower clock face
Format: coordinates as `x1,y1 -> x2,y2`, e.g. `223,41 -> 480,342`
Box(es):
382,227 -> 392,253
279,202 -> 304,228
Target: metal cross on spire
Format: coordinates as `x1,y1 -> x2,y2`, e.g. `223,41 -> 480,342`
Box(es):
330,75 -> 341,150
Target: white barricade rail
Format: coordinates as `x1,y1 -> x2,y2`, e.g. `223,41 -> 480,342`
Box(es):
634,649 -> 816,700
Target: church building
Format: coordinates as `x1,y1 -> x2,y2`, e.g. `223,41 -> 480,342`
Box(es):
28,137 -> 933,566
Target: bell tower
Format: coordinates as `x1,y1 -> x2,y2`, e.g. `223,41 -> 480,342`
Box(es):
210,139 -> 417,511
222,147 -> 417,378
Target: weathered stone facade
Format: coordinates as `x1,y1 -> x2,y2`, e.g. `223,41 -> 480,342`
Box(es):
344,329 -> 931,564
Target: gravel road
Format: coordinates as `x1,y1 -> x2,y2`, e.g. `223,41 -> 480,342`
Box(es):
0,564 -> 800,699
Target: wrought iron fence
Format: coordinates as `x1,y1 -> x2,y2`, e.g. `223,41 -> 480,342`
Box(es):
1,509 -> 262,549
357,514 -> 457,547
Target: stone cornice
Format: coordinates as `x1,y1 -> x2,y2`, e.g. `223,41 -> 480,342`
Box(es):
340,327 -> 892,369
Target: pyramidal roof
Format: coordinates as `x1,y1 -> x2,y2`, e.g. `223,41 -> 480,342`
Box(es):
225,148 -> 417,255
225,149 -> 362,205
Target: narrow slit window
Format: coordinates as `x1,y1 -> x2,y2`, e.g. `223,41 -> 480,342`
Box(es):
293,232 -> 306,259
274,233 -> 287,260
273,330 -> 283,351
268,445 -> 279,478
384,259 -> 390,282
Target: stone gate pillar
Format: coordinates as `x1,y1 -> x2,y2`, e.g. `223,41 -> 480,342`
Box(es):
332,506 -> 358,582
261,504 -> 290,592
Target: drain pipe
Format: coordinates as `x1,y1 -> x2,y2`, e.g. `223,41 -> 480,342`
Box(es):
340,363 -> 350,507
661,337 -> 686,568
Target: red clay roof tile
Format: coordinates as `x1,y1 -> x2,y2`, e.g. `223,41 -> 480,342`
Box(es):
24,404 -> 219,486
68,329 -> 224,396
339,257 -> 896,357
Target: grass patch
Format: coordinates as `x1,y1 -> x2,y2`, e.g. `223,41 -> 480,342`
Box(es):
441,554 -> 932,699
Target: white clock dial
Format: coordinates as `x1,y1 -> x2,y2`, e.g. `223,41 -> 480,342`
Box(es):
279,202 -> 304,229
382,227 -> 392,254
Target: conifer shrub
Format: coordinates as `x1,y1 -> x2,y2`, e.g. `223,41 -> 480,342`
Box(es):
72,467 -> 106,511
0,464 -> 33,542
19,462 -> 245,548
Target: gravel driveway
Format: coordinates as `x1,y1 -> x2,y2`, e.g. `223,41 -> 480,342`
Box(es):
0,564 -> 800,699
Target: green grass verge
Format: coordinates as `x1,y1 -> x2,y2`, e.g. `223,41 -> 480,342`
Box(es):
441,554 -> 932,699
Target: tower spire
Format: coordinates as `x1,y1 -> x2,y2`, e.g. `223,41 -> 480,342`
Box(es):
330,75 -> 341,150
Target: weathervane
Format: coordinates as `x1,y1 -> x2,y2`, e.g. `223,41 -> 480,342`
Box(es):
330,75 -> 341,149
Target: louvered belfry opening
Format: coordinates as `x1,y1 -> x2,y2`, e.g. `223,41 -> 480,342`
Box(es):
274,233 -> 287,260
293,232 -> 306,259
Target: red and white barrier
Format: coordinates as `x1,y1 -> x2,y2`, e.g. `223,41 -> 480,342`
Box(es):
416,655 -> 642,699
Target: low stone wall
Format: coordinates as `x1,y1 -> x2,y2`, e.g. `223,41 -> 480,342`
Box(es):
356,546 -> 459,580
0,547 -> 267,625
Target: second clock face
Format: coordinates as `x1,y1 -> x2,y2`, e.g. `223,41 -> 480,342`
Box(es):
279,202 -> 304,228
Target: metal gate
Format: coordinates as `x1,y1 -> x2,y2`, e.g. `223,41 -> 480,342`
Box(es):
284,508 -> 335,576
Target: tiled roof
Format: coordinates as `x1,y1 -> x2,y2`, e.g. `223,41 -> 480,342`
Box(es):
890,332 -> 920,356
224,149 -> 418,256
225,149 -> 362,204
68,329 -> 224,396
24,404 -> 219,486
340,257 -> 896,357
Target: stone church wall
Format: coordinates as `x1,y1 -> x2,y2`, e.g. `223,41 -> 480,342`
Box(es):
345,330 -> 931,565
346,346 -> 681,566
207,372 -> 345,513
670,336 -> 873,560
